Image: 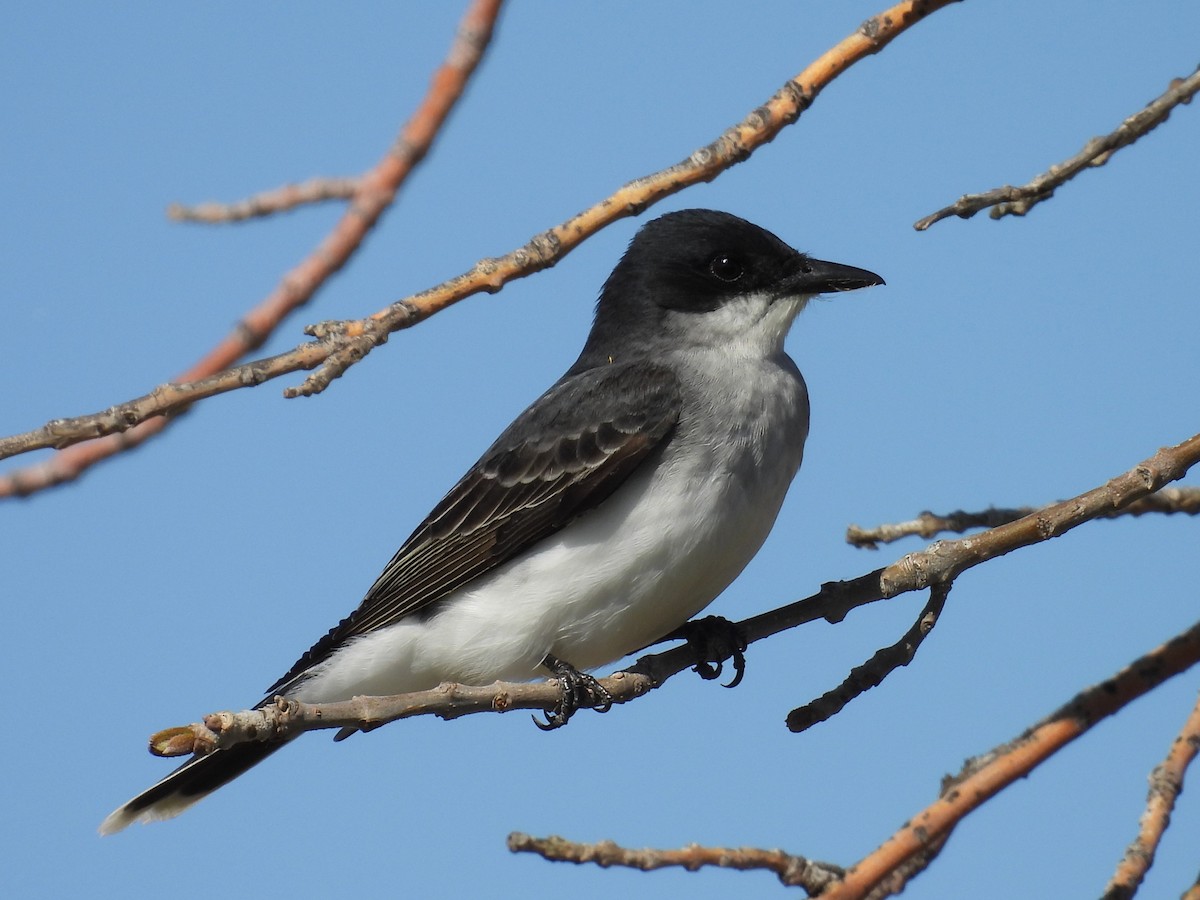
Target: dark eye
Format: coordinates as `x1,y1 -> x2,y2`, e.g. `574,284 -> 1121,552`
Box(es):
708,254 -> 744,283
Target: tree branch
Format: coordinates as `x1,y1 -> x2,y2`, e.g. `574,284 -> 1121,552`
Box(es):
167,177 -> 362,223
819,619 -> 1200,900
846,486 -> 1200,549
786,582 -> 950,733
0,0 -> 963,479
508,618 -> 1200,898
914,65 -> 1200,230
283,0 -> 966,400
1100,690 -> 1200,900
506,833 -> 844,895
0,0 -> 504,497
142,430 -> 1200,759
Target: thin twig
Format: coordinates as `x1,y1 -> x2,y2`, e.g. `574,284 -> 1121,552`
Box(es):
914,65 -> 1200,230
0,0 -> 504,498
1100,690 -> 1200,900
139,431 -> 1200,757
818,619 -> 1200,900
167,177 -> 361,223
0,0 -> 963,480
846,486 -> 1200,549
786,582 -> 950,732
506,833 -> 844,894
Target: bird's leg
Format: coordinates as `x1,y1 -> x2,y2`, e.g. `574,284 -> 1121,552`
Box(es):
534,652 -> 614,731
664,615 -> 748,688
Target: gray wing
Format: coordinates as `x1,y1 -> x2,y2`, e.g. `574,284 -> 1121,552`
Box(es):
267,361 -> 681,694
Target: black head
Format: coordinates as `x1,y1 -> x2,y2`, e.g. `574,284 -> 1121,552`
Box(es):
573,209 -> 883,369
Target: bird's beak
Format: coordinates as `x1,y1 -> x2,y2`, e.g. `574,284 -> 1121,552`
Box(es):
781,257 -> 885,296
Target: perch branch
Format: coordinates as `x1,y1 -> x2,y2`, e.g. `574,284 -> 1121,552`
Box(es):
1100,689 -> 1200,900
846,486 -> 1200,549
819,619 -> 1200,900
142,431 -> 1200,758
914,65 -> 1200,230
506,833 -> 844,895
0,0 -> 503,497
0,0 -> 962,477
167,177 -> 361,223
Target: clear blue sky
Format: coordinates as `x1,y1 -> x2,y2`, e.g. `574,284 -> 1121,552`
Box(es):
3,3 -> 1198,898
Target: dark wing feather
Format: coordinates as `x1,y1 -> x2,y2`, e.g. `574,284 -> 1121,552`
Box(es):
267,361 -> 680,695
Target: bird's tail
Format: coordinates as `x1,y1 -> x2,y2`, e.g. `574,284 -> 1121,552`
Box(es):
100,739 -> 287,835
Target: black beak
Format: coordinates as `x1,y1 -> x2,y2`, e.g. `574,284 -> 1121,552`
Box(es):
781,256 -> 885,295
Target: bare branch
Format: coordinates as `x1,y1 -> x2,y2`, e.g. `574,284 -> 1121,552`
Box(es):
0,0 -> 504,497
914,65 -> 1200,230
1101,690 -> 1200,899
786,582 -> 950,733
285,0 -> 967,399
819,619 -> 1200,900
167,177 -> 361,223
140,431 -> 1200,759
508,618 -> 1200,898
506,832 -> 844,894
773,432 -> 1200,622
846,486 -> 1200,549
0,0 -> 962,477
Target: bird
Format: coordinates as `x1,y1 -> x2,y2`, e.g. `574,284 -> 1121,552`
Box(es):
101,208 -> 883,834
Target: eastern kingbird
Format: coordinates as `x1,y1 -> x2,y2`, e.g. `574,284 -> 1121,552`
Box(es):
101,208 -> 883,833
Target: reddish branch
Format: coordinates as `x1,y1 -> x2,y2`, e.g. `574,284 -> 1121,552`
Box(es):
821,621 -> 1200,900
506,833 -> 844,894
0,0 -> 963,487
0,0 -> 504,498
846,486 -> 1200,549
167,177 -> 361,223
281,0 -> 969,401
1101,690 -> 1200,899
915,65 -> 1200,230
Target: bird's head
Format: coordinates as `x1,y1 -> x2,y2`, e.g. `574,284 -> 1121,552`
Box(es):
578,209 -> 884,366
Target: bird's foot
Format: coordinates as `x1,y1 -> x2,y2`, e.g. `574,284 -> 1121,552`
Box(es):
670,615 -> 748,688
534,653 -> 613,731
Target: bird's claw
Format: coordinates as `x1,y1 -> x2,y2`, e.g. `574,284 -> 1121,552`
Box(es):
673,615 -> 748,688
534,653 -> 613,731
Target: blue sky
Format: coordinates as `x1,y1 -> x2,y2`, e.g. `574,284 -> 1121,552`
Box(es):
3,3 -> 1198,898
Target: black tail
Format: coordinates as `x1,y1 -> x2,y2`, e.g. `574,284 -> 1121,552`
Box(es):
100,738 -> 288,834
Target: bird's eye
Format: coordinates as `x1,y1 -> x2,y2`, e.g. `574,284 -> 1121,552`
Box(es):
708,254 -> 744,283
